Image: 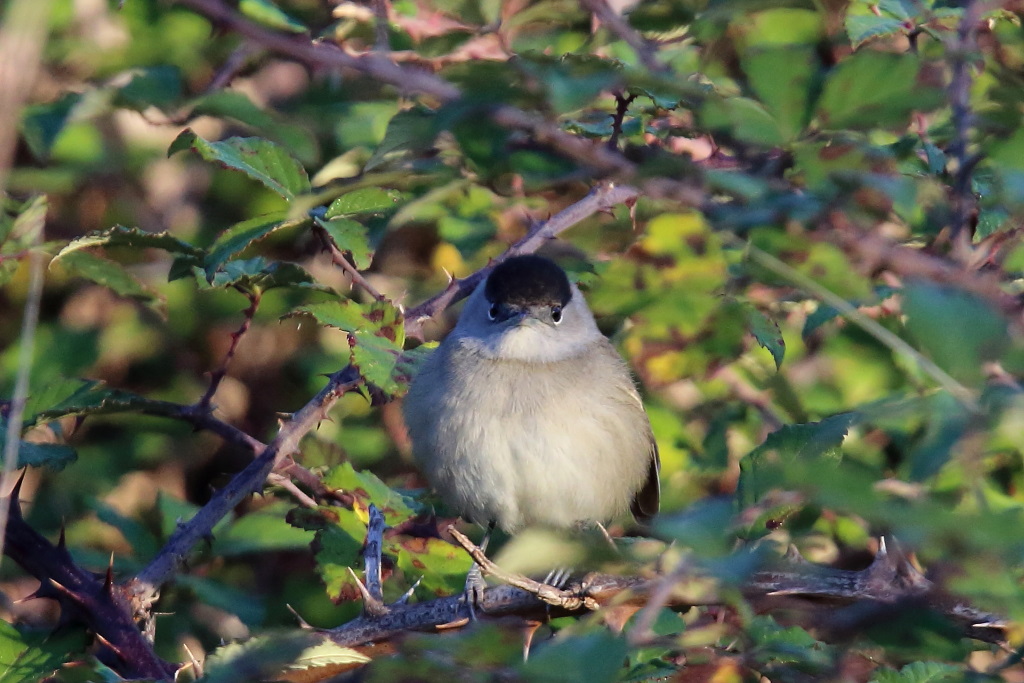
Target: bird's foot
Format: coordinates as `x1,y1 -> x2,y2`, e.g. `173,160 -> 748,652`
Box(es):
463,561 -> 489,620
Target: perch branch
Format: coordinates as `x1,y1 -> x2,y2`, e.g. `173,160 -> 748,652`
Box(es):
322,530 -> 1005,650
403,182 -> 640,341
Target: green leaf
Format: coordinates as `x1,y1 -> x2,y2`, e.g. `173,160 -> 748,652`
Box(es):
0,421 -> 77,471
0,621 -> 89,683
390,533 -> 472,597
742,46 -> 817,143
206,257 -> 329,294
238,0 -> 307,33
212,502 -> 315,555
816,52 -> 942,130
870,659 -> 963,682
738,413 -> 857,507
325,188 -> 406,218
188,91 -> 318,164
519,630 -> 628,683
21,93 -> 81,161
365,107 -> 437,171
747,306 -> 785,369
292,300 -> 407,393
203,212 -> 291,277
322,461 -> 416,524
53,225 -> 205,269
169,129 -> 310,200
52,250 -> 158,303
902,281 -> 1009,384
288,505 -> 371,602
30,379 -> 153,423
653,497 -> 735,556
113,66 -> 183,111
202,633 -> 361,683
315,216 -> 372,270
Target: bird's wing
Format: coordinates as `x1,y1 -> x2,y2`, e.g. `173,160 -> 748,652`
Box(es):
630,437 -> 660,523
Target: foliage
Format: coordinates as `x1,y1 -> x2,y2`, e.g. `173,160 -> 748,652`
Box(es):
2,0 -> 1024,680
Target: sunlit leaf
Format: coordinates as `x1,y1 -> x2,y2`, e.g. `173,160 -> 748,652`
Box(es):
238,0 -> 307,33
169,129 -> 310,200
315,216 -> 372,270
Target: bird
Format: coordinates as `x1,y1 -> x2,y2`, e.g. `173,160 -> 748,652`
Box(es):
402,253 -> 660,535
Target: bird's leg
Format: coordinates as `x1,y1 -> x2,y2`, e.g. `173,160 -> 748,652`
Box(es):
463,521 -> 495,619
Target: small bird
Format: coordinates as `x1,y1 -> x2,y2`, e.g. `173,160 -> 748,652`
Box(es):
403,254 -> 659,534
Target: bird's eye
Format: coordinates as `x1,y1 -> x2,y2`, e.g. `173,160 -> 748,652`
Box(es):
488,304 -> 499,321
551,305 -> 563,324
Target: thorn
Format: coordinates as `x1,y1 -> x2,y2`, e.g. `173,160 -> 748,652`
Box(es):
57,524 -> 67,551
105,553 -> 115,593
48,578 -> 84,605
441,267 -> 454,284
784,544 -> 809,564
182,642 -> 203,678
347,567 -> 386,616
397,576 -> 422,605
93,631 -> 127,661
286,603 -> 314,630
6,471 -> 27,519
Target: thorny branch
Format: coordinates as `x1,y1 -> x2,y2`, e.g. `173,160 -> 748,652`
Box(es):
322,524 -> 1006,651
197,289 -> 261,411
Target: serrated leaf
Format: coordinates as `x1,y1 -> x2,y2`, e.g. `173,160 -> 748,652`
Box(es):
292,300 -> 406,393
203,212 -> 291,277
747,307 -> 785,369
391,534 -> 472,596
212,502 -> 315,556
738,413 -> 857,507
169,129 -> 310,200
52,250 -> 158,303
238,0 -> 307,32
201,632 -> 328,683
289,506 -> 370,602
322,461 -> 416,523
315,216 -> 372,270
30,379 -> 152,423
284,638 -> 370,672
188,91 -> 318,163
206,257 -> 330,294
0,421 -> 77,471
325,188 -> 406,218
0,621 -> 89,683
871,661 -> 962,683
53,225 -> 205,266
844,15 -> 907,47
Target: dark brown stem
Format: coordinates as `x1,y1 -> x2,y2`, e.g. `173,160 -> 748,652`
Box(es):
312,220 -> 386,301
197,289 -> 260,411
607,92 -> 636,150
947,0 -> 984,242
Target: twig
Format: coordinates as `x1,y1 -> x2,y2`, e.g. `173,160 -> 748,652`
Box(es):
197,290 -> 261,411
312,218 -> 386,301
403,183 -> 641,341
129,365 -> 362,607
371,0 -> 390,52
0,238 -> 44,566
579,0 -> 664,74
946,0 -> 985,244
204,41 -> 261,92
267,473 -> 318,508
607,92 -> 636,150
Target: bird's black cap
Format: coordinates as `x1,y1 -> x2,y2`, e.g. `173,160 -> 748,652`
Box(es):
485,255 -> 572,308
